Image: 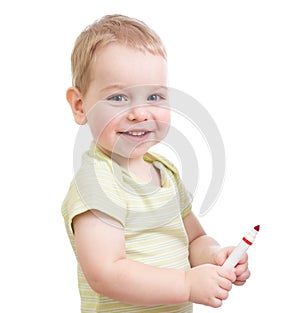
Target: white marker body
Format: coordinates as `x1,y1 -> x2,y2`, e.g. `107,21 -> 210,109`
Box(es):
222,228 -> 258,269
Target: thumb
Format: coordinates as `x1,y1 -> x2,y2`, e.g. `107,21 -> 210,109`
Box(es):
215,247 -> 235,266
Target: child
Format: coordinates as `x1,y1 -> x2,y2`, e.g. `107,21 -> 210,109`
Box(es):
62,14 -> 250,312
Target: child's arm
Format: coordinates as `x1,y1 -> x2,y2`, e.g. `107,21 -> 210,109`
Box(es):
183,212 -> 221,266
73,210 -> 188,305
73,210 -> 235,307
184,212 -> 251,285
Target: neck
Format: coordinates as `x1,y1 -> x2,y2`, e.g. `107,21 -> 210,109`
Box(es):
111,153 -> 149,176
111,153 -> 160,186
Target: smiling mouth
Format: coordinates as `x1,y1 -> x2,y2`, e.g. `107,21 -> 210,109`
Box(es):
121,130 -> 151,137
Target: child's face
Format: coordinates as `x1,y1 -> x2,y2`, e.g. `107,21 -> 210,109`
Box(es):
82,43 -> 170,160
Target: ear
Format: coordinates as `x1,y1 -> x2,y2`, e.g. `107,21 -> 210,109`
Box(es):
66,87 -> 87,125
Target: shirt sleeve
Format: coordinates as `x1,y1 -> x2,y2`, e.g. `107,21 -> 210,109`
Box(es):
174,174 -> 193,218
61,153 -> 127,237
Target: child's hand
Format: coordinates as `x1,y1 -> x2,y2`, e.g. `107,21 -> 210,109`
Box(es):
214,246 -> 251,286
185,264 -> 236,308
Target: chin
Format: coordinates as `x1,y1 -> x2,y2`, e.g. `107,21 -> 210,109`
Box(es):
116,144 -> 154,160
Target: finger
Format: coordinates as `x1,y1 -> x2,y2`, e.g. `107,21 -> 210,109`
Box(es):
216,288 -> 230,301
234,279 -> 246,286
234,269 -> 251,286
215,246 -> 235,266
218,277 -> 233,291
209,297 -> 223,308
237,253 -> 248,265
235,263 -> 250,277
217,267 -> 236,282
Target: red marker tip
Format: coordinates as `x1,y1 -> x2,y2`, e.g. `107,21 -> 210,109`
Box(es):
254,225 -> 260,231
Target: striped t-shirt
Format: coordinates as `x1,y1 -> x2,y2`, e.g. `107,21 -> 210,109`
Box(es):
62,142 -> 193,312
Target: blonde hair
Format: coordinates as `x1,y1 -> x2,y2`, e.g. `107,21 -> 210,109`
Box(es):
70,14 -> 167,96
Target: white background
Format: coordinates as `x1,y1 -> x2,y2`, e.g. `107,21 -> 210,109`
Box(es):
1,0 -> 299,312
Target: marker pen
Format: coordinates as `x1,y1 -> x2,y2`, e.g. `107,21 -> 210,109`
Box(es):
222,225 -> 260,269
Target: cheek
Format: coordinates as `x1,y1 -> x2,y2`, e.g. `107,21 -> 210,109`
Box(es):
154,108 -> 171,140
157,108 -> 171,128
98,119 -> 119,142
87,107 -> 117,142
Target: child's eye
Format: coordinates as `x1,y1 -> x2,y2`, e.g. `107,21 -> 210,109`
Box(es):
107,94 -> 128,102
147,94 -> 164,102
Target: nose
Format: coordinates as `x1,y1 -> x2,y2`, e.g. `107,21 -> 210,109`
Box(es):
127,105 -> 151,122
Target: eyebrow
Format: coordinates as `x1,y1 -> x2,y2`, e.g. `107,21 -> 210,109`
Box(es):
101,84 -> 168,93
100,84 -> 128,93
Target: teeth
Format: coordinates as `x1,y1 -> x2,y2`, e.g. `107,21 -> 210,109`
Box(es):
126,131 -> 147,136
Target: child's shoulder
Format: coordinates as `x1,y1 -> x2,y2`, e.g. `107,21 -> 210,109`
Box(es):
144,151 -> 178,176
